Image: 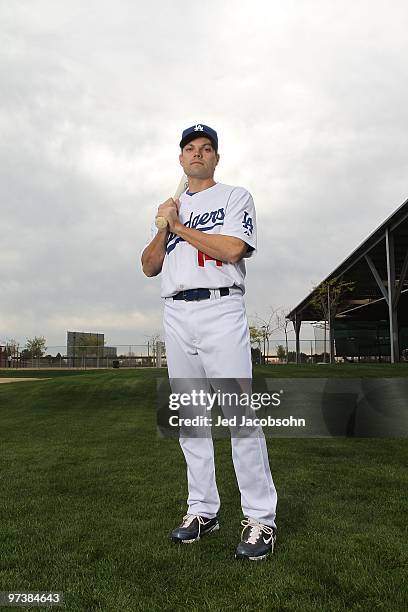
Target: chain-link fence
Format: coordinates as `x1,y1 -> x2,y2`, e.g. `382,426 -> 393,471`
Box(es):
0,342 -> 167,369
2,340 -> 319,369
2,334 -> 405,369
104,339 -> 334,368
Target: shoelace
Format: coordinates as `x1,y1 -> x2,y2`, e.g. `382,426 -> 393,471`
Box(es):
181,514 -> 208,538
241,518 -> 275,545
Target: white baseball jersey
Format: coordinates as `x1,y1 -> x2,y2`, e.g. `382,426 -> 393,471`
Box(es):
146,183 -> 257,298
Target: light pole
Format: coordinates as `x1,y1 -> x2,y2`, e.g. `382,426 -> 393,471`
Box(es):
327,283 -> 332,363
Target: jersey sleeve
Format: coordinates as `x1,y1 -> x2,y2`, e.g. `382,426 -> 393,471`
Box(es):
221,187 -> 257,257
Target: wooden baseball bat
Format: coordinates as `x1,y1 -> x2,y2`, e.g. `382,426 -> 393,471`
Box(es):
155,174 -> 188,230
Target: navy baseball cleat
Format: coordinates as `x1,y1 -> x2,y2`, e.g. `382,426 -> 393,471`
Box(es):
235,518 -> 277,560
171,514 -> 219,544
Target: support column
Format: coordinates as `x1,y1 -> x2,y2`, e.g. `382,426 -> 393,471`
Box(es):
293,314 -> 302,364
385,228 -> 399,363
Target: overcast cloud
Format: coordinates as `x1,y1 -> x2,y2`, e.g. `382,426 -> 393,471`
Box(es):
1,0 -> 407,351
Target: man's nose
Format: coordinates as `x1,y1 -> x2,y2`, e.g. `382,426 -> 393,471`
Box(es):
193,150 -> 202,158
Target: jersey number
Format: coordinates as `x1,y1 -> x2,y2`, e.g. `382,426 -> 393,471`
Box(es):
197,250 -> 222,267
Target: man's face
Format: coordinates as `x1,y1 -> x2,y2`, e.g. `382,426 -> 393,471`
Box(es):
179,137 -> 219,180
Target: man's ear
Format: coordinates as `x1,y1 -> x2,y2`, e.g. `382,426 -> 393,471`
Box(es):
216,153 -> 220,165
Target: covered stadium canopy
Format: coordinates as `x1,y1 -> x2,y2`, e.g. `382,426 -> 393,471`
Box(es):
287,197 -> 408,363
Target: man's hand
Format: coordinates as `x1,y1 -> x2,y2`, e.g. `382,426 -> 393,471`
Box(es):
156,198 -> 179,232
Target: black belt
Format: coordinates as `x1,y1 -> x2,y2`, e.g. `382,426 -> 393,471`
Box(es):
172,287 -> 231,301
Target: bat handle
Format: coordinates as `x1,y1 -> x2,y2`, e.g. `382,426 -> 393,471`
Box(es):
155,216 -> 168,230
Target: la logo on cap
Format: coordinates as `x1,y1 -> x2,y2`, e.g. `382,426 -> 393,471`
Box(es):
194,124 -> 204,131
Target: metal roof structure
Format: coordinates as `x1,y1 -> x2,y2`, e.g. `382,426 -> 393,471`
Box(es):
287,197 -> 408,363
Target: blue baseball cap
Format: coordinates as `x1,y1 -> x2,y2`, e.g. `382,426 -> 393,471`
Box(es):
180,124 -> 218,152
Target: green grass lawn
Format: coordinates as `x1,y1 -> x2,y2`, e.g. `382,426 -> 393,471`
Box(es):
0,367 -> 407,611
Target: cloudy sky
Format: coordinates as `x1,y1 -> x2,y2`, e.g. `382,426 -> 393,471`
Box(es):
1,0 -> 407,352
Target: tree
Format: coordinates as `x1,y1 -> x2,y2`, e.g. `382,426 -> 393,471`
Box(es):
5,338 -> 19,356
25,336 -> 47,358
253,308 -> 280,363
249,326 -> 263,365
249,326 -> 263,351
276,344 -> 286,362
276,308 -> 292,364
145,333 -> 163,365
310,278 -> 355,363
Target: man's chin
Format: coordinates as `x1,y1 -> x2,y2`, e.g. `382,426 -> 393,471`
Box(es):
188,169 -> 211,180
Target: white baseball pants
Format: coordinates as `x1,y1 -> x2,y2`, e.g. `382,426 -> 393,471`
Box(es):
163,291 -> 277,527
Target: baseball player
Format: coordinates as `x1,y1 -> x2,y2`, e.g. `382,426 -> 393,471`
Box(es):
141,124 -> 278,560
